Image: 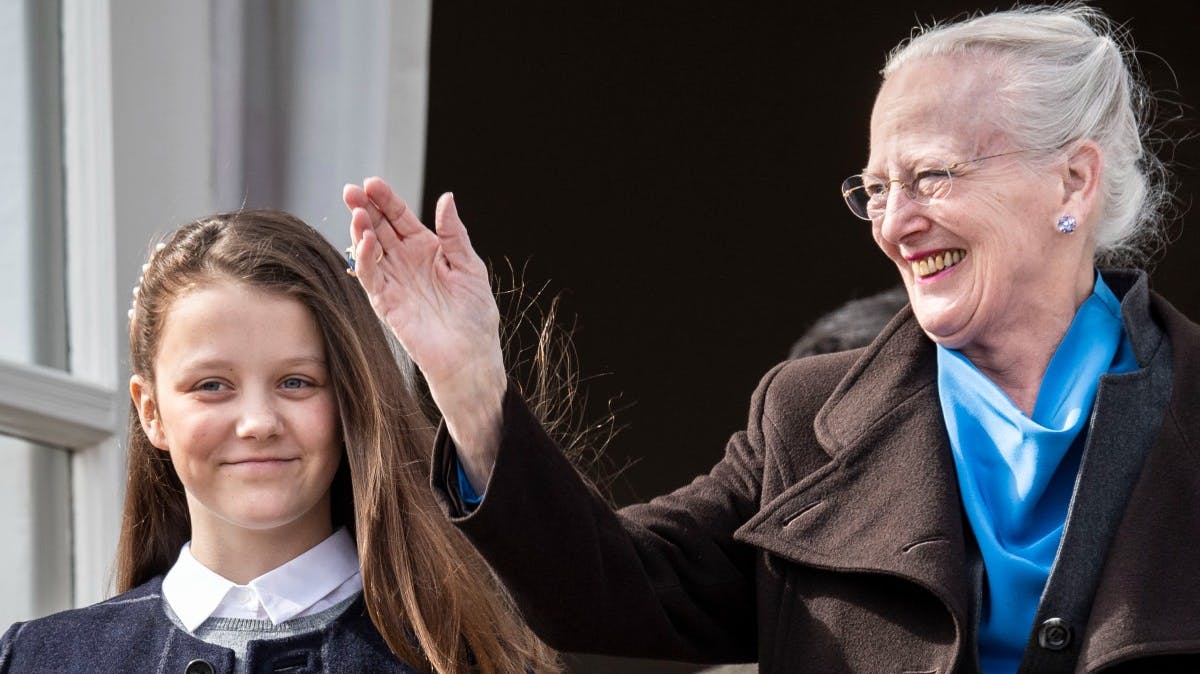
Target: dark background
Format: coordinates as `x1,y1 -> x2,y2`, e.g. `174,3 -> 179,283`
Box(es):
424,3 -> 1199,671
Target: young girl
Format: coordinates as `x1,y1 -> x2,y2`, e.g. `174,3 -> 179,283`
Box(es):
0,210 -> 558,674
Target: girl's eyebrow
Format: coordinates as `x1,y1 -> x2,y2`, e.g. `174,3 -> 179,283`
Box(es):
174,355 -> 327,371
275,355 -> 327,367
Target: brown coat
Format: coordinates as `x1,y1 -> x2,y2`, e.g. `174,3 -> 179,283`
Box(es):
432,272 -> 1200,673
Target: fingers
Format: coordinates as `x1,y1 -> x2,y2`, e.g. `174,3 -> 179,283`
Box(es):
345,183 -> 382,250
434,192 -> 481,270
345,182 -> 399,253
345,180 -> 480,279
349,208 -> 383,287
343,183 -> 384,230
343,183 -> 370,211
347,178 -> 419,250
364,177 -> 428,238
348,200 -> 370,246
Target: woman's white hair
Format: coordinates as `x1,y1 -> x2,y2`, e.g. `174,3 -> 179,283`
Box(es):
884,3 -> 1171,267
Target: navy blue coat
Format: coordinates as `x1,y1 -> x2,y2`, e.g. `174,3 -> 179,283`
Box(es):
0,577 -> 420,673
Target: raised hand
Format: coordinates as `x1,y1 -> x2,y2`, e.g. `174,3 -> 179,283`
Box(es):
344,177 -> 504,489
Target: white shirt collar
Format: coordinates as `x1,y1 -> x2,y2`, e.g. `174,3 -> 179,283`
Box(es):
162,528 -> 361,632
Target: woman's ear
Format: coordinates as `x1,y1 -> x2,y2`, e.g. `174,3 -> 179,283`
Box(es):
130,374 -> 168,451
1061,139 -> 1103,224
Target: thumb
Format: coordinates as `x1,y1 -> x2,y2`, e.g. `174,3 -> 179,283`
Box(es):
434,192 -> 479,268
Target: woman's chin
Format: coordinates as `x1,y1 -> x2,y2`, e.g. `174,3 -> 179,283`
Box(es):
912,309 -> 973,350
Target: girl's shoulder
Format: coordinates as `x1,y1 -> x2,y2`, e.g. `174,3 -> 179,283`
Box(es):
1,577 -> 169,672
6,576 -> 164,636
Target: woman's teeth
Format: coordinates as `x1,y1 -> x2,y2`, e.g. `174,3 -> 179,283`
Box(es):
911,249 -> 965,277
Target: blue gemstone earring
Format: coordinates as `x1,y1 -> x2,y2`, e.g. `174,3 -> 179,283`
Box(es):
344,246 -> 357,276
1056,215 -> 1077,234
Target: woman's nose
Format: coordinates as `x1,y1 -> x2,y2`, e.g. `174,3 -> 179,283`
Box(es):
877,188 -> 929,244
236,394 -> 282,440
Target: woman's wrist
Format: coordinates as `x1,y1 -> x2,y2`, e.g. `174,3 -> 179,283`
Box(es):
433,354 -> 507,494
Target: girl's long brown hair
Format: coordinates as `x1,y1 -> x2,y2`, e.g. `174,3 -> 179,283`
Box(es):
117,210 -> 559,673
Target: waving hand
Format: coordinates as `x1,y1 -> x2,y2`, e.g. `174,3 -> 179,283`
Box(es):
343,177 -> 503,489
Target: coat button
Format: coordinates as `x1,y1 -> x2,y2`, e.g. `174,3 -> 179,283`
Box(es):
1038,617 -> 1072,650
185,659 -> 215,674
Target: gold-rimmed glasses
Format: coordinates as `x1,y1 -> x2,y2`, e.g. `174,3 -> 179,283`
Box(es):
840,148 -> 1052,221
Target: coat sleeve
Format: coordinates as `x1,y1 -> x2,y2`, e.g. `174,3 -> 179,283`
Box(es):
429,363 -> 791,663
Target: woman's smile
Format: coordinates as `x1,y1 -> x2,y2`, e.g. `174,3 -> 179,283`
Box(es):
907,248 -> 967,282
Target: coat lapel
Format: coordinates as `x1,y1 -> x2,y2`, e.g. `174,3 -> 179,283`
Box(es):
736,310 -> 970,625
1079,291 -> 1200,670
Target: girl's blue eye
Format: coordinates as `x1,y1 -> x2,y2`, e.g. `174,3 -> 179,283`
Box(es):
281,377 -> 309,390
197,381 -> 224,392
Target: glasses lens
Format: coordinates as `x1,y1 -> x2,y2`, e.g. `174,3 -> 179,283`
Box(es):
840,176 -> 871,220
909,169 -> 952,204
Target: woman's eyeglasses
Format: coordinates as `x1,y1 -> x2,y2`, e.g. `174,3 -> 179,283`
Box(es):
840,148 -> 1052,221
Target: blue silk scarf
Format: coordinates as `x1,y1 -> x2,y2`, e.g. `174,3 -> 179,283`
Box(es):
936,273 -> 1137,672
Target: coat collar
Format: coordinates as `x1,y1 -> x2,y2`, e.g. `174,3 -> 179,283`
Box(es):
736,306 -> 970,665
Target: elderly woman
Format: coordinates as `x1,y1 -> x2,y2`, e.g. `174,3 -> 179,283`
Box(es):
343,5 -> 1198,673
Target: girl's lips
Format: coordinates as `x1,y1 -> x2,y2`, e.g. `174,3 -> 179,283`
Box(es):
223,458 -> 300,471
